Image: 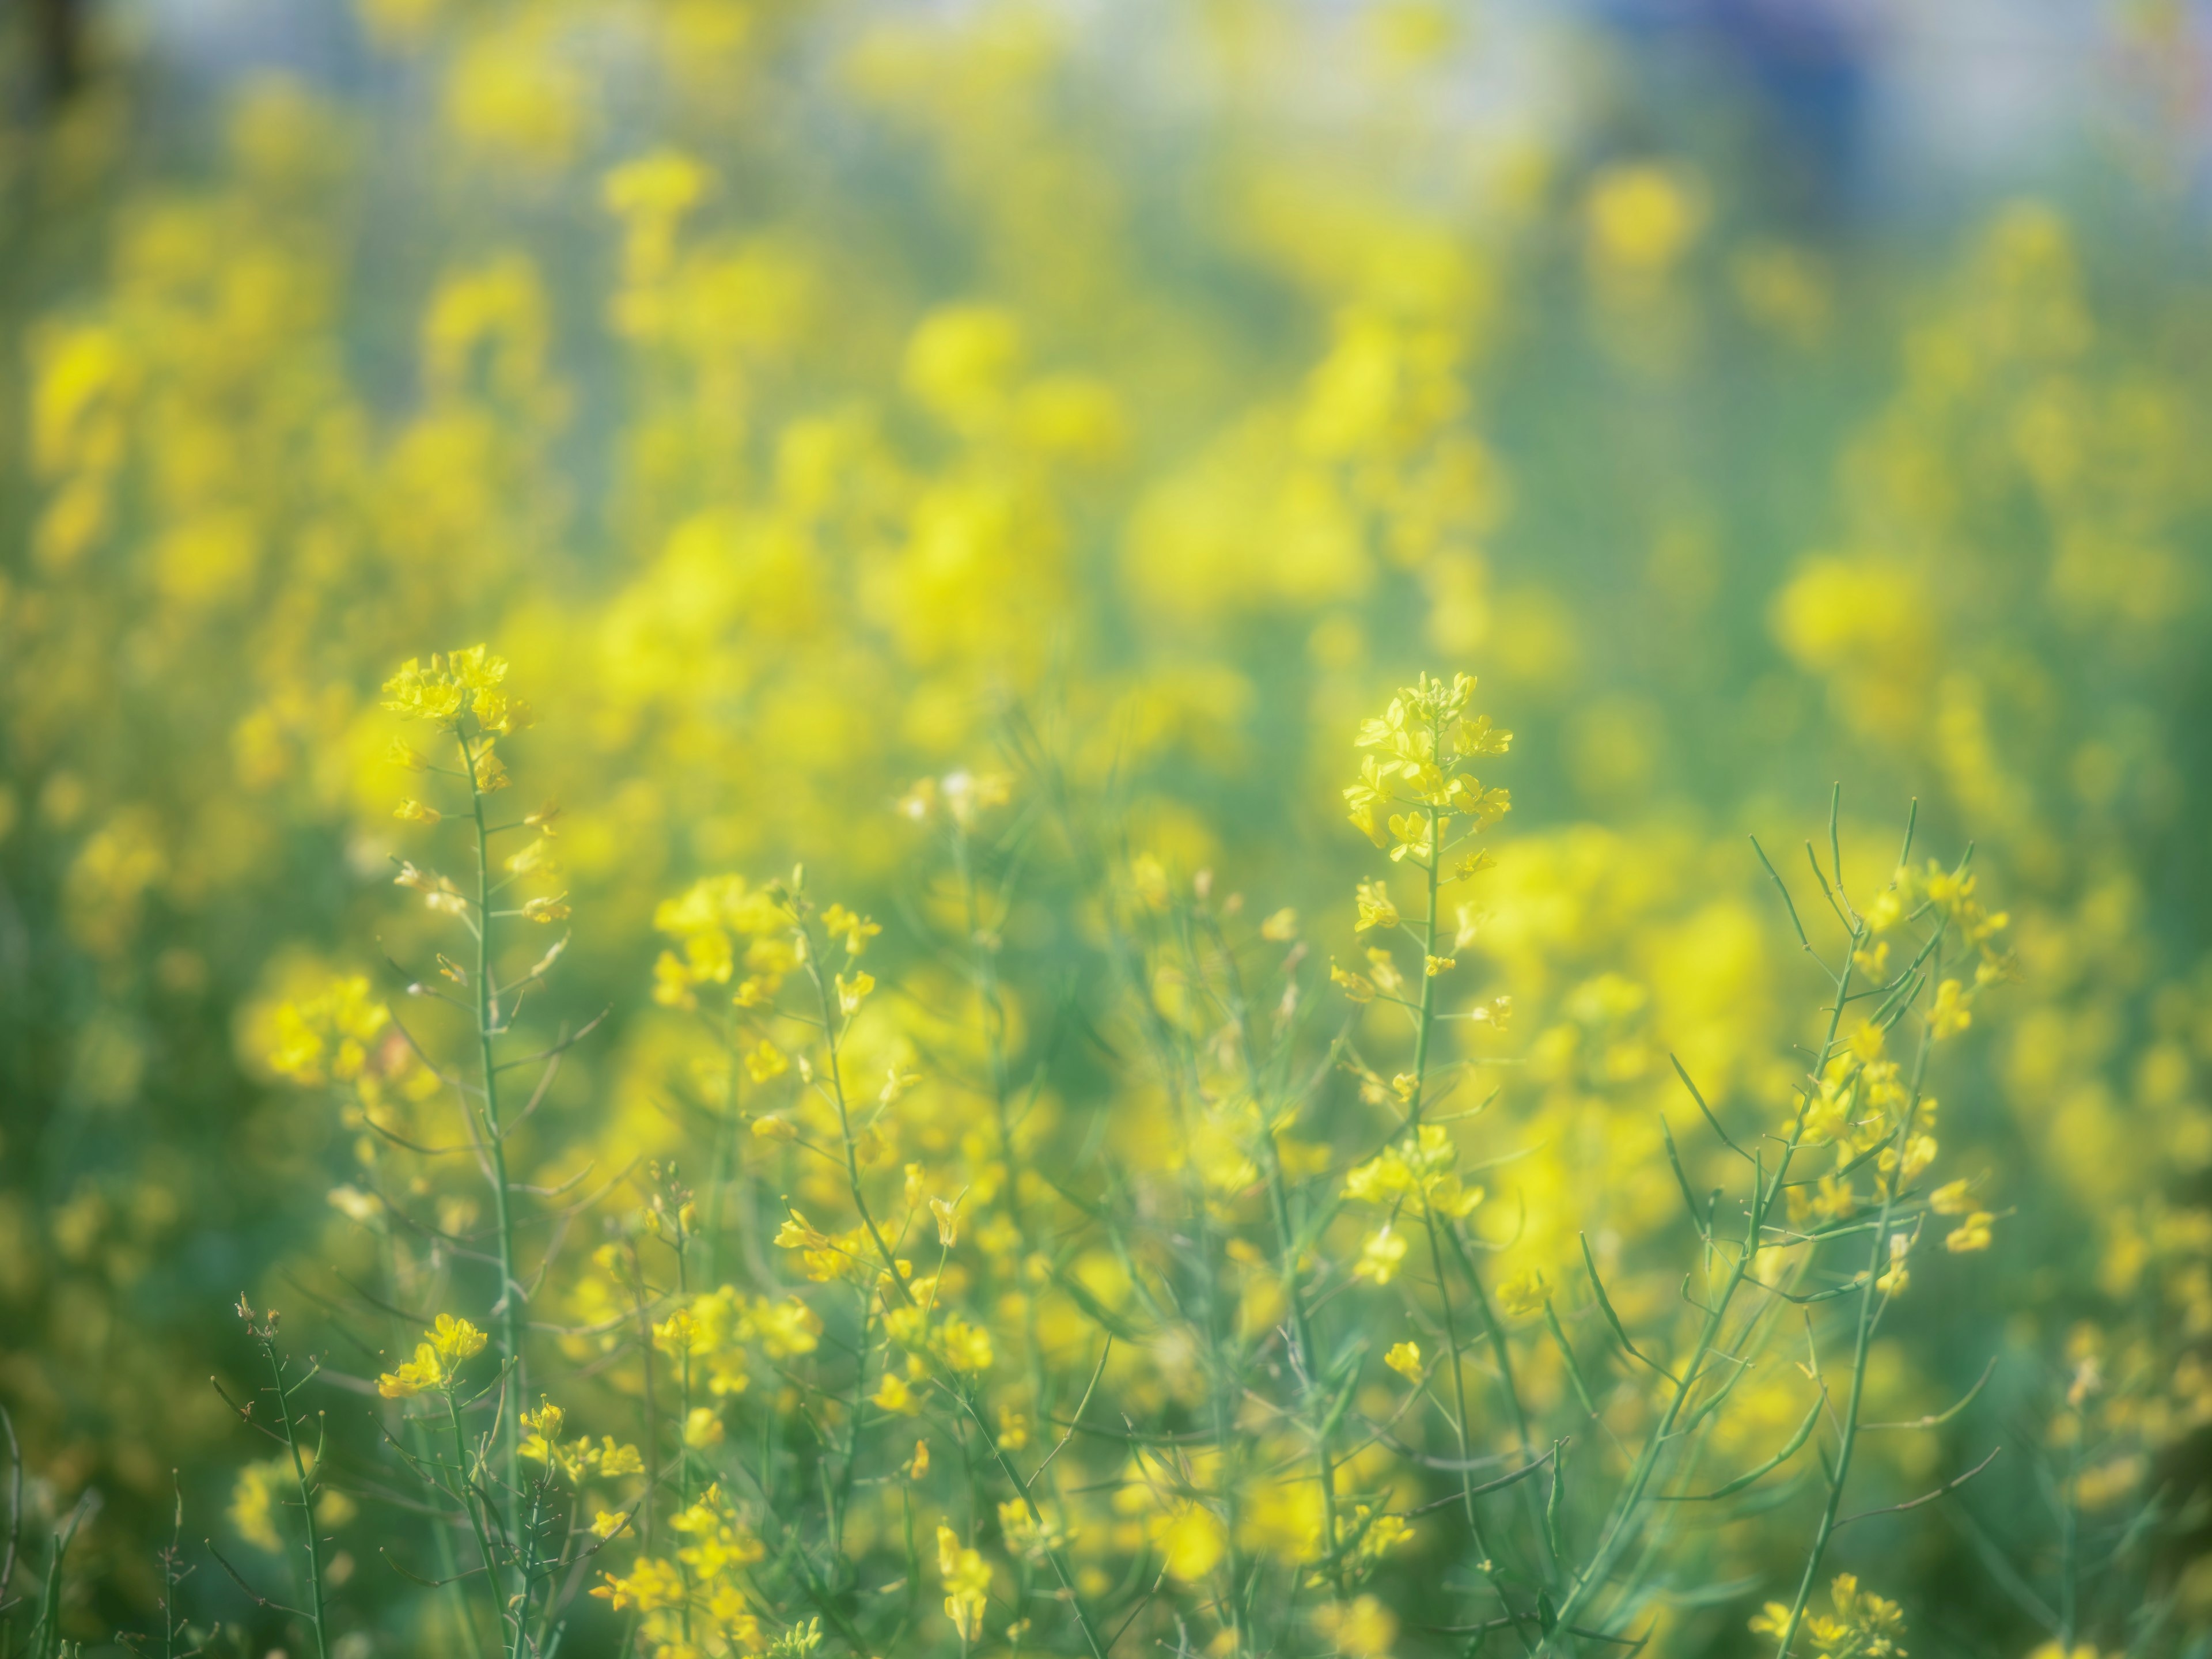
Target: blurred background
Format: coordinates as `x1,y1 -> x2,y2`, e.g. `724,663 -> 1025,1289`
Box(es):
5,0 -> 2212,1652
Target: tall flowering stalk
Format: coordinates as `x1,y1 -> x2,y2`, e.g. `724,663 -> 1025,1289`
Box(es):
380,647 -> 584,1657
1336,673 -> 1533,1613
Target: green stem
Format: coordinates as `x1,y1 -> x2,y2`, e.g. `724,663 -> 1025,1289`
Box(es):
1408,800 -> 1442,1125
446,1392 -> 506,1648
1536,926 -> 1865,1652
671,1214 -> 693,1647
628,1247 -> 660,1556
1204,904 -> 1342,1614
1442,1221 -> 1532,1457
957,1389 -> 1110,1659
1422,1210 -> 1508,1588
509,1476 -> 546,1659
1771,990 -> 1938,1658
1260,1133 -> 1344,1602
412,1415 -> 487,1659
832,1292 -> 873,1557
264,1338 -> 329,1659
1408,781 -> 1525,1612
461,724 -> 525,1550
956,828 -> 1054,1463
802,910 -> 1112,1659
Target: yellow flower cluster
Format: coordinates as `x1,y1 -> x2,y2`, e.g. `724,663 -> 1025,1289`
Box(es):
1752,1573 -> 1907,1659
381,646 -> 532,734
1343,672 -> 1512,865
264,974 -> 388,1086
376,1313 -> 487,1398
519,1399 -> 645,1484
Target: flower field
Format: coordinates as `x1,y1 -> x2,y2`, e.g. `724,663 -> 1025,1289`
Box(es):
2,5 -> 2210,1657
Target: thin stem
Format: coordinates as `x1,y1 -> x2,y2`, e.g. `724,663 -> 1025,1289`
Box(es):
1259,1130 -> 1345,1604
263,1337 -> 329,1659
1771,980 -> 1939,1658
627,1245 -> 660,1556
1423,1211 -> 1498,1572
1537,920 -> 1866,1651
955,824 -> 1055,1475
832,1291 -> 873,1557
1202,902 -> 1343,1616
1409,797 -> 1442,1125
509,1475 -> 546,1659
462,723 -> 526,1551
800,904 -> 1113,1659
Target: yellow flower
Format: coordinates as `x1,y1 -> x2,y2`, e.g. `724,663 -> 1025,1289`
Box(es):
1930,977 -> 1972,1039
936,1314 -> 993,1373
592,1556 -> 685,1613
1875,1233 -> 1911,1297
743,1040 -> 790,1083
1447,849 -> 1496,884
1387,812 -> 1433,863
395,861 -> 468,916
395,798 -> 441,824
1497,1267 -> 1548,1318
1752,1573 -> 1907,1659
266,976 -> 388,1086
821,903 -> 881,956
520,1397 -> 565,1446
378,1314 -> 485,1397
594,1439 -> 645,1476
1945,1212 -> 1994,1253
469,743 -> 510,794
1152,1502 -> 1226,1582
1929,1178 -> 1975,1215
382,646 -> 520,730
1384,1341 -> 1422,1380
1347,800 -> 1391,850
684,1406 -> 725,1448
229,1460 -> 288,1552
1356,1511 -> 1413,1565
1354,1225 -> 1408,1284
872,1371 -> 920,1414
376,1342 -> 447,1398
836,970 -> 874,1016
506,836 -> 559,876
1586,162 -> 1706,278
431,1313 -> 487,1362
1342,1124 -> 1483,1219
1354,878 -> 1399,932
1313,1594 -> 1398,1658
936,1522 -> 991,1643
